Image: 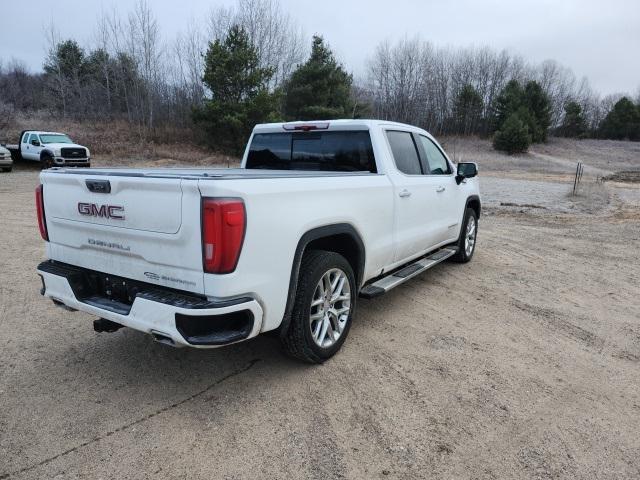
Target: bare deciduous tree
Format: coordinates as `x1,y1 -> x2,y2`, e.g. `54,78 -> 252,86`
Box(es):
365,37 -> 614,136
208,0 -> 306,88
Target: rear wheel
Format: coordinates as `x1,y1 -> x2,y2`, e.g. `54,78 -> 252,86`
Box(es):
281,250 -> 356,363
451,208 -> 478,263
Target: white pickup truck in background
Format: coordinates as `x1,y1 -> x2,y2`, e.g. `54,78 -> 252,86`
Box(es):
36,120 -> 480,363
7,130 -> 91,168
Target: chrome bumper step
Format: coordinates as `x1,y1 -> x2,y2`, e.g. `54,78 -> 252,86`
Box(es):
359,247 -> 457,299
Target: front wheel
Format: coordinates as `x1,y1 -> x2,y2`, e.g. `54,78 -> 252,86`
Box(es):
281,250 -> 356,363
451,208 -> 478,263
41,154 -> 54,170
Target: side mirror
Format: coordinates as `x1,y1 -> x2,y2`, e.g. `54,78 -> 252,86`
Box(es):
31,140 -> 41,147
456,162 -> 478,185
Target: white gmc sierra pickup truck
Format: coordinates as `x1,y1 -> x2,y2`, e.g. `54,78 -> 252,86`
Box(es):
36,120 -> 480,363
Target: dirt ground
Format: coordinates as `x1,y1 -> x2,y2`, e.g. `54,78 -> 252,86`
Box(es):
1,139 -> 639,479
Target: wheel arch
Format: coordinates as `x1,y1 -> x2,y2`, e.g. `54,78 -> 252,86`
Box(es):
465,195 -> 481,219
279,223 -> 365,337
40,149 -> 55,161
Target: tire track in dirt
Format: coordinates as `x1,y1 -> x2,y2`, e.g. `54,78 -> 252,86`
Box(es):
0,359 -> 260,480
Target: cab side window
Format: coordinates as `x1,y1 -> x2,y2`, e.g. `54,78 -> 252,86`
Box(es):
418,135 -> 451,175
22,133 -> 31,144
28,134 -> 38,145
386,130 -> 422,175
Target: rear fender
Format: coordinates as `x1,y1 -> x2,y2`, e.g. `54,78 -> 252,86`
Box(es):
279,223 -> 365,337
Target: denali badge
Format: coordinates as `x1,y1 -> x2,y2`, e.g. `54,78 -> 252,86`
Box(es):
78,202 -> 125,220
88,238 -> 131,252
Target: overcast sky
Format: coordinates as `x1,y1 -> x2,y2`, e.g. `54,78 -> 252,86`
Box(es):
1,0 -> 638,96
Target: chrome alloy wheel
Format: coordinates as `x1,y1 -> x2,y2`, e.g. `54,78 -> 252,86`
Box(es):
465,216 -> 477,257
309,268 -> 351,348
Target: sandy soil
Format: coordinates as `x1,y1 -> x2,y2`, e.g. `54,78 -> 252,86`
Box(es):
1,143 -> 640,479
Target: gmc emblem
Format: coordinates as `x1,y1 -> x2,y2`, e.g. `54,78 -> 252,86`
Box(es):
78,202 -> 125,220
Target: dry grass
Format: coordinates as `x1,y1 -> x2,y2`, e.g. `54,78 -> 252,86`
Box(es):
567,180 -> 611,214
534,137 -> 640,172
4,114 -> 639,173
603,171 -> 640,183
440,135 -> 640,178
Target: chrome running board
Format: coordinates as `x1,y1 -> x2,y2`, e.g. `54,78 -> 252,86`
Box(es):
359,247 -> 457,299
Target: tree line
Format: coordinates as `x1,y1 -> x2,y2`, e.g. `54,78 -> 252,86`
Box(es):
0,0 -> 638,154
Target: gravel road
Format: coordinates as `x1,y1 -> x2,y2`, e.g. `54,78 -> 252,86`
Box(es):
1,166 -> 639,479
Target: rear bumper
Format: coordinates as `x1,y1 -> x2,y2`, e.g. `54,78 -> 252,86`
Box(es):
0,158 -> 12,167
37,261 -> 263,348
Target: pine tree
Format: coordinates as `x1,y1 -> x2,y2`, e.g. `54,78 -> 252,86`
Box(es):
193,25 -> 280,155
282,36 -> 354,120
560,101 -> 587,138
493,112 -> 531,154
490,79 -> 550,151
453,84 -> 483,135
490,80 -> 524,133
44,40 -> 87,80
599,97 -> 640,140
523,81 -> 551,142
43,39 -> 89,114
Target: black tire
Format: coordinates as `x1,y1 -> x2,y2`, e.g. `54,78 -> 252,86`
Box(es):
281,250 -> 356,364
1,167 -> 10,172
451,208 -> 478,263
41,153 -> 54,170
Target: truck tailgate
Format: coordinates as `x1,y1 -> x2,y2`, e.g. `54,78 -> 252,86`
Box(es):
41,172 -> 205,294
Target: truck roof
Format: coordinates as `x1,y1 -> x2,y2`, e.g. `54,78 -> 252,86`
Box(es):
253,119 -> 426,133
25,131 -> 67,135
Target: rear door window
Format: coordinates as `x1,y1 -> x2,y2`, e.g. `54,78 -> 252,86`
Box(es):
385,130 -> 422,175
246,131 -> 376,173
418,135 -> 451,175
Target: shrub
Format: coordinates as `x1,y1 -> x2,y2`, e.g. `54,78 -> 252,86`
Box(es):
493,113 -> 531,154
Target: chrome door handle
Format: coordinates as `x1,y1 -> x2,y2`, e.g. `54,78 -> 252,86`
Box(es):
436,186 -> 445,193
399,189 -> 412,198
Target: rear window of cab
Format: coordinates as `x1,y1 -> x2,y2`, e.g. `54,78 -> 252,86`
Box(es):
246,130 -> 377,173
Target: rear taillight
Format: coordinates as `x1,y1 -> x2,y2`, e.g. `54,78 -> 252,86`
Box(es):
201,198 -> 246,274
35,184 -> 48,241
